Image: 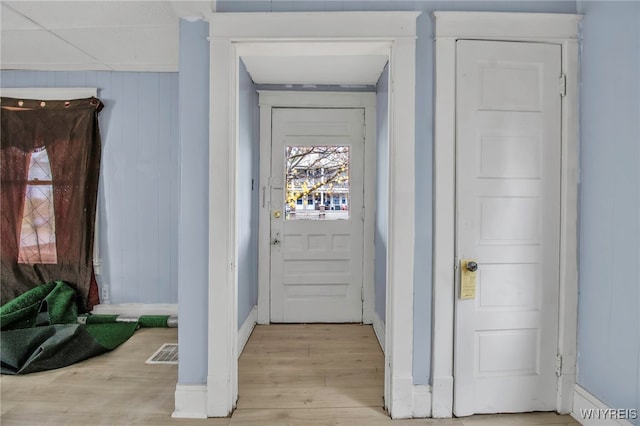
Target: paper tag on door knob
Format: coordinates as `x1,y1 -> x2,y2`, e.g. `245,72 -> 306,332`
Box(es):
460,259 -> 477,299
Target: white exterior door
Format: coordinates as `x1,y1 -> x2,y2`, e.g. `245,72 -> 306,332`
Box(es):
270,108 -> 365,323
454,40 -> 562,415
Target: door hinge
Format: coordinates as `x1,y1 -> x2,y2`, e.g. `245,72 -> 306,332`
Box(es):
559,74 -> 567,97
361,286 -> 364,302
555,354 -> 563,377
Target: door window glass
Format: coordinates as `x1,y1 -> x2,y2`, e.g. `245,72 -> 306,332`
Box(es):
285,146 -> 350,220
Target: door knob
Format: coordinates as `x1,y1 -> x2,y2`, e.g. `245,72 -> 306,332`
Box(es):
466,261 -> 478,272
273,210 -> 281,219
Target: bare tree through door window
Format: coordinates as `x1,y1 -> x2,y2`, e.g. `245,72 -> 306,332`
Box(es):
285,146 -> 350,220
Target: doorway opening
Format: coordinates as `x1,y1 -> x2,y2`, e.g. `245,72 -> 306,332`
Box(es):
205,12 -> 420,419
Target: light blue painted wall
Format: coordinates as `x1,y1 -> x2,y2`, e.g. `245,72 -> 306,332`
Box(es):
237,59 -> 260,329
217,0 -> 577,386
0,70 -> 179,305
375,62 -> 389,324
177,19 -> 210,384
576,1 -> 640,422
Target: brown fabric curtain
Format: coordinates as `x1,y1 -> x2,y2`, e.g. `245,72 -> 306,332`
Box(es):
1,97 -> 103,311
0,147 -> 29,265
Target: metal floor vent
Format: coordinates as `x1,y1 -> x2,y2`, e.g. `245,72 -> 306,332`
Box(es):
146,343 -> 178,365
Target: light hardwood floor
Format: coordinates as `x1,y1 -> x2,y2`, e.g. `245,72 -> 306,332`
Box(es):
0,325 -> 580,425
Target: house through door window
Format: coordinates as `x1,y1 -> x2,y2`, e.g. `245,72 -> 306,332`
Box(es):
17,148 -> 57,264
284,145 -> 350,220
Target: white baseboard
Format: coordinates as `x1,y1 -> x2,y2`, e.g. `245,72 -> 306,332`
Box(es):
172,384 -> 207,419
572,385 -> 636,426
92,303 -> 178,317
372,311 -> 385,352
412,384 -> 432,418
238,305 -> 257,357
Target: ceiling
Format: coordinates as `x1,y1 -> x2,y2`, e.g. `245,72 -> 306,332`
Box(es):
1,1 -> 387,85
1,1 -> 214,72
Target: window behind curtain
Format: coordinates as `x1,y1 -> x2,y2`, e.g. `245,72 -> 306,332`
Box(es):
17,148 -> 57,264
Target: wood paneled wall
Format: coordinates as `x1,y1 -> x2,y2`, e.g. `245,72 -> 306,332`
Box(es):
1,70 -> 180,304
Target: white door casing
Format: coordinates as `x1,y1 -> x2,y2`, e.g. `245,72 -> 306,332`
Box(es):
454,40 -> 561,415
270,108 -> 365,323
433,12 -> 581,418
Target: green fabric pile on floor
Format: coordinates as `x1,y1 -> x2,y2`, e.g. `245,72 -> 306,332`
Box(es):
0,281 -> 138,375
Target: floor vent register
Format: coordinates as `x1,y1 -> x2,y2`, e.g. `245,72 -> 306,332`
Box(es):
146,343 -> 178,365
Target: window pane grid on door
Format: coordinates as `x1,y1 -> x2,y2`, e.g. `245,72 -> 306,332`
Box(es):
284,145 -> 350,221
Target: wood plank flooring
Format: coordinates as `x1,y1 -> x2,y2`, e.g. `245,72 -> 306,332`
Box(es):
238,324 -> 384,410
0,325 -> 580,425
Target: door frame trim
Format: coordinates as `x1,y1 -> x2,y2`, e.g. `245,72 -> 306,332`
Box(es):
205,11 -> 420,418
256,91 -> 377,326
432,11 -> 581,417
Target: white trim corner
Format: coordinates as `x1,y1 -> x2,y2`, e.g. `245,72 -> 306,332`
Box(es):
172,384 -> 208,419
431,375 -> 454,418
412,385 -> 432,418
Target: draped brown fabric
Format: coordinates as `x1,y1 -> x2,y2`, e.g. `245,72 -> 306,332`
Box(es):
1,97 -> 103,311
0,147 -> 29,265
